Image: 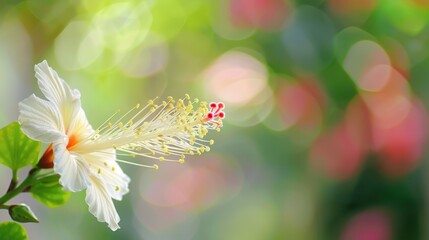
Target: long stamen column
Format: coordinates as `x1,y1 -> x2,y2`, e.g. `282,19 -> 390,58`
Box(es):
74,95 -> 225,168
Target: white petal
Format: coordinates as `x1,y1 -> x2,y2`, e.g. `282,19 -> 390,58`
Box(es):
35,60 -> 83,132
18,94 -> 65,143
85,175 -> 121,231
68,108 -> 94,143
53,143 -> 91,192
84,150 -> 130,201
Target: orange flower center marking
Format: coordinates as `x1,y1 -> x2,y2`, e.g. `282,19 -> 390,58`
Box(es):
38,135 -> 78,169
67,135 -> 78,149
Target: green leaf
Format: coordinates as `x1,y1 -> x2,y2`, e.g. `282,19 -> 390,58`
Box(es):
9,204 -> 39,223
0,222 -> 28,240
0,122 -> 41,170
30,174 -> 71,207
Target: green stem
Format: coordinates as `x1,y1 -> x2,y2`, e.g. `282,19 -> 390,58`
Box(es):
0,205 -> 9,210
0,168 -> 41,205
7,169 -> 19,193
12,169 -> 18,183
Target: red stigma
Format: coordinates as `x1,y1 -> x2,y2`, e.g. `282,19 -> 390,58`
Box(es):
205,101 -> 226,125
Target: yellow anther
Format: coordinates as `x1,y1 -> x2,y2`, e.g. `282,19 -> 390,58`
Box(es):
98,168 -> 101,174
118,122 -> 123,128
210,140 -> 214,145
153,164 -> 159,170
202,128 -> 208,135
112,167 -> 115,171
112,144 -> 117,149
159,157 -> 165,161
186,104 -> 193,112
179,159 -> 185,164
136,103 -> 140,108
104,162 -> 108,166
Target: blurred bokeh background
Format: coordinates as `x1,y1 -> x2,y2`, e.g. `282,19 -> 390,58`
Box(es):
1,0 -> 429,239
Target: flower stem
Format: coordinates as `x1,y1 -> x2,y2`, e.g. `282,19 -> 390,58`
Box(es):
0,168 -> 41,205
6,169 -> 19,193
0,204 -> 9,210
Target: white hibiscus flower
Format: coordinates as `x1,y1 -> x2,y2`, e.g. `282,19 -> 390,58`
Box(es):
18,60 -> 224,231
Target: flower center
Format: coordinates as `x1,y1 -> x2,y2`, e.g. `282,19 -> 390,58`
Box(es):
37,135 -> 79,169
67,134 -> 79,150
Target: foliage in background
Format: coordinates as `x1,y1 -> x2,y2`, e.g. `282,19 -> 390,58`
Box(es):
0,0 -> 429,239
